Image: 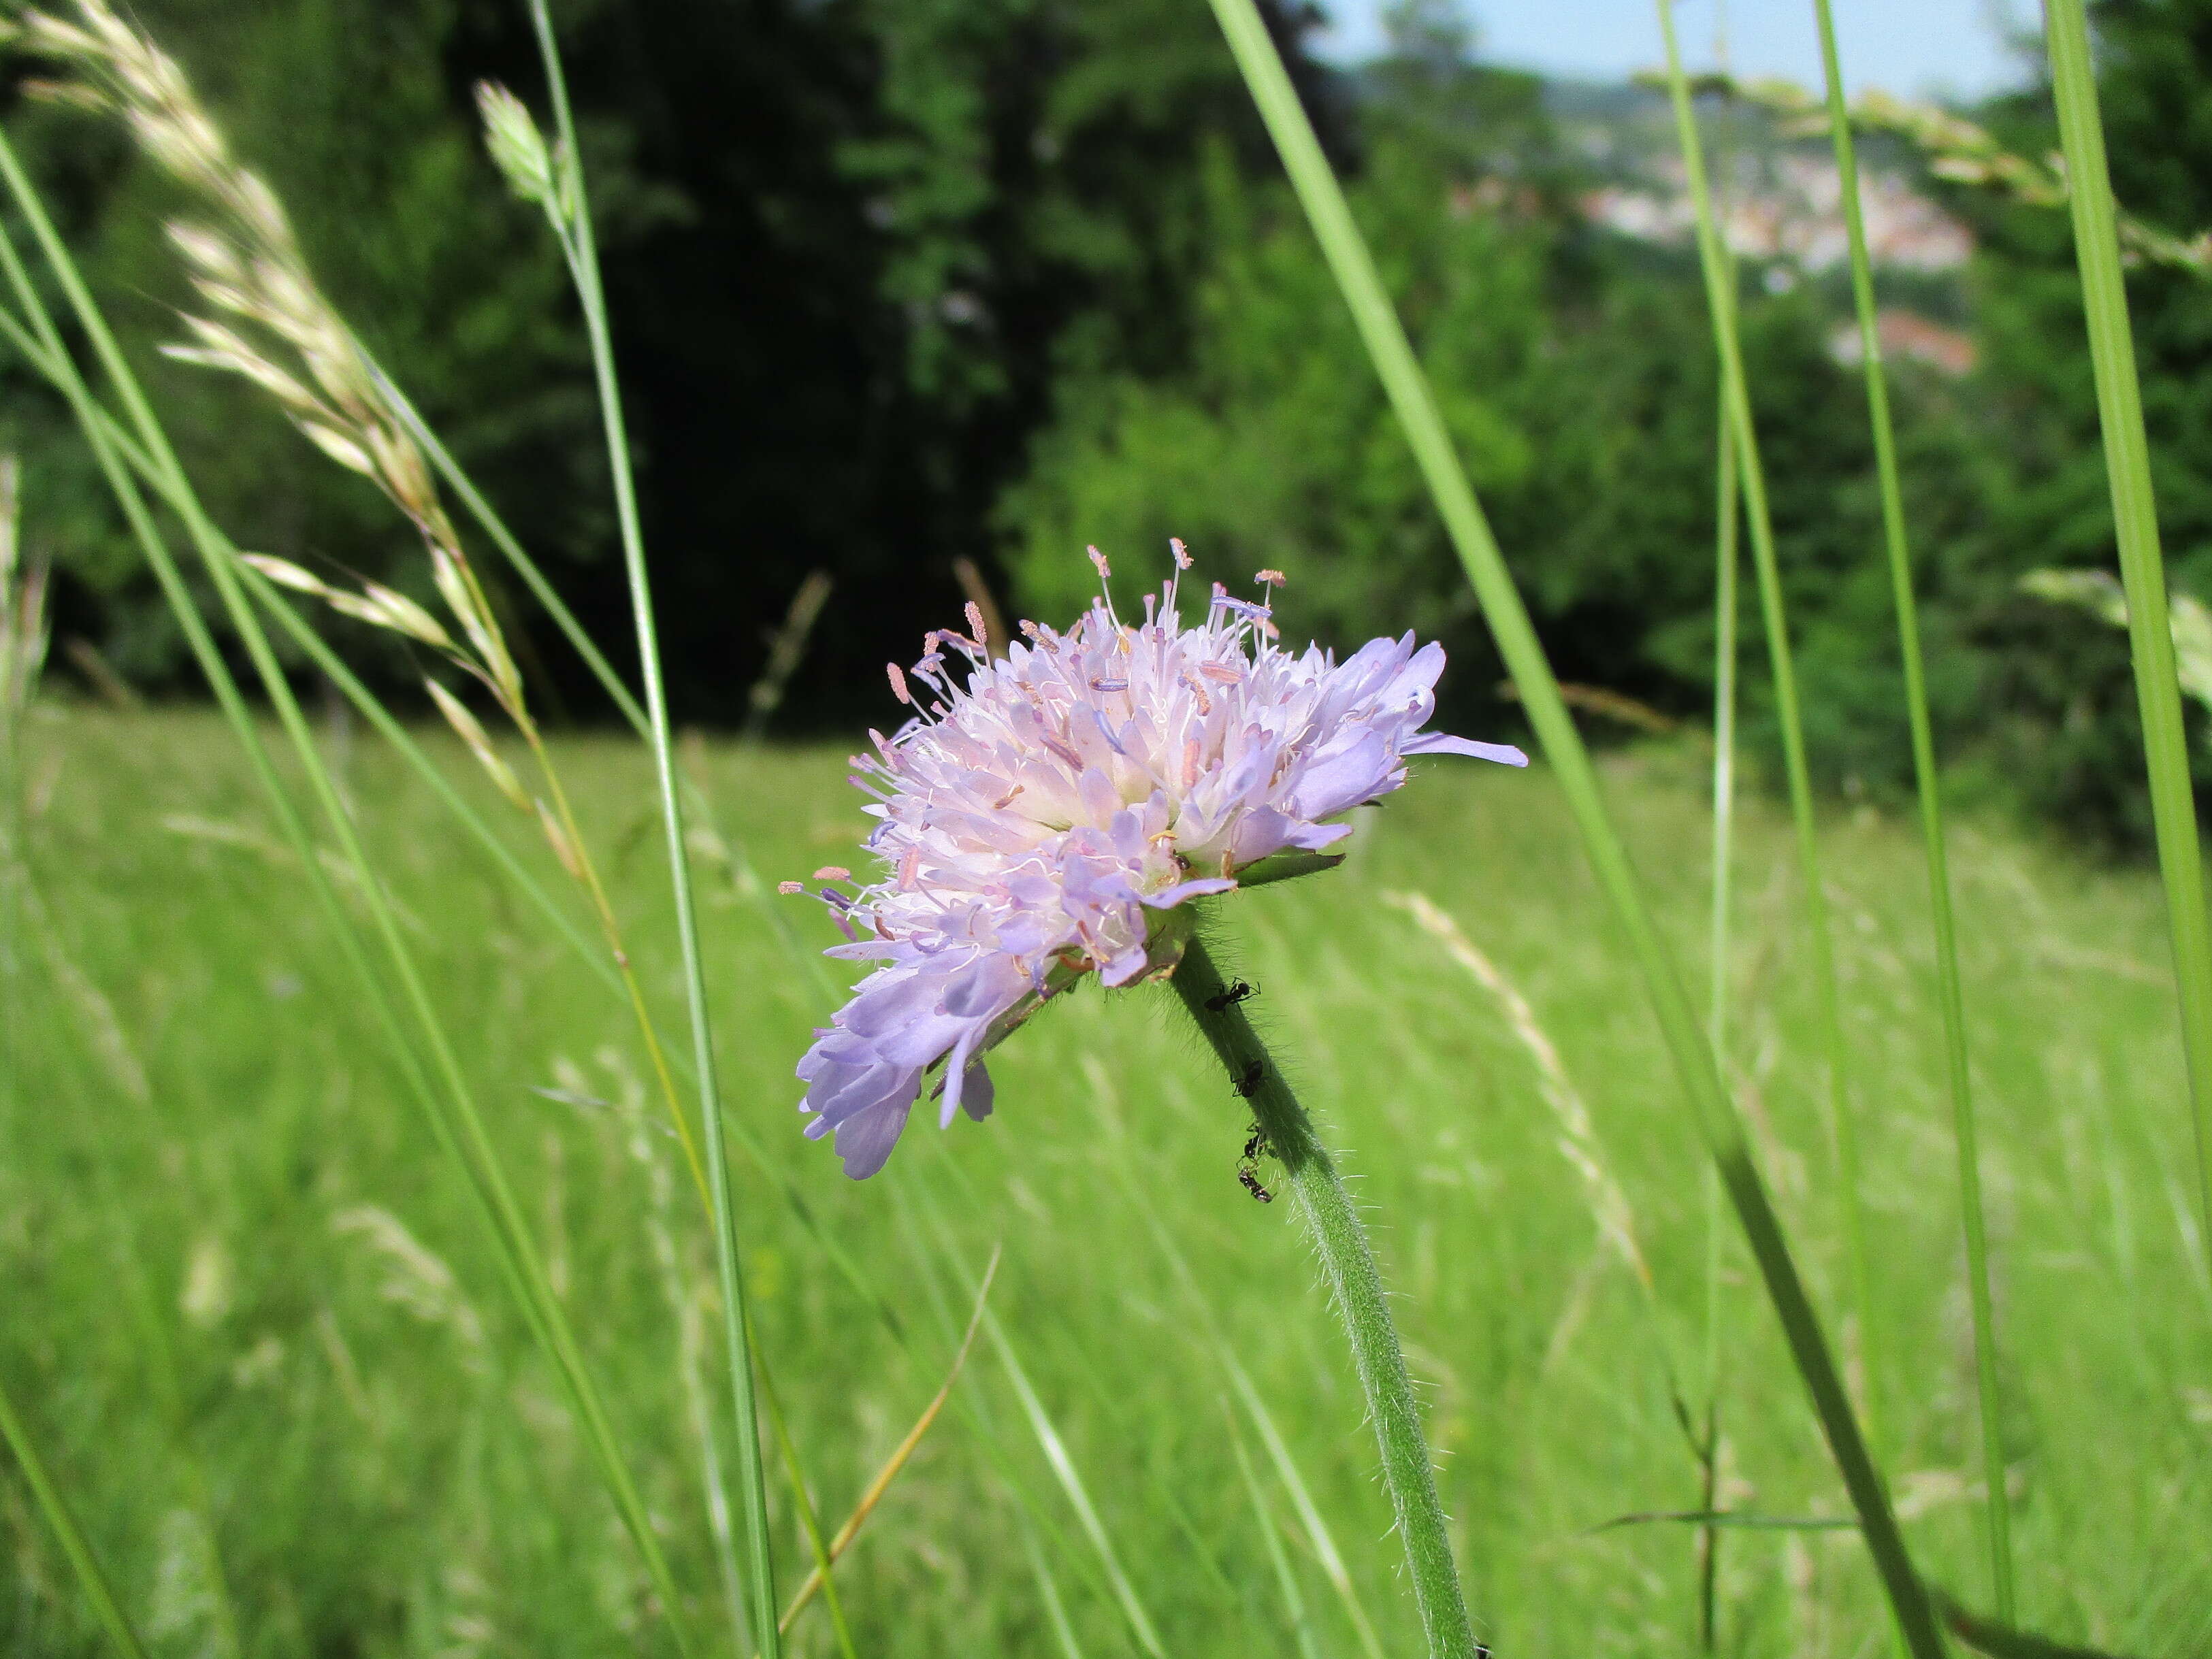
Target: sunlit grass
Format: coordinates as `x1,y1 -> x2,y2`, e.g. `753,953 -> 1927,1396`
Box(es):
5,706 -> 2206,1655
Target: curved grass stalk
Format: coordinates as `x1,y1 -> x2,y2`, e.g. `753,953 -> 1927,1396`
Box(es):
1228,1409 -> 1327,1659
1648,0 -> 1881,1455
1811,0 -> 2013,1617
2041,0 -> 2212,1255
775,1248 -> 998,1637
1198,3 -> 1943,1651
1173,932 -> 1480,1659
518,9 -> 781,1649
0,146 -> 700,1657
752,1336 -> 860,1659
1702,379 -> 1740,1652
900,1185 -> 1171,1659
0,1373 -> 150,1659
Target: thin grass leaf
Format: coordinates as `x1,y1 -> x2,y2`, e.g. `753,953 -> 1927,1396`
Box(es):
0,1372 -> 151,1659
1198,5 -> 1945,1653
1702,374 -> 1741,1656
520,10 -> 780,1649
753,1339 -> 860,1659
1649,0 -> 1883,1456
1588,1509 -> 1857,1534
2043,0 -> 2212,1249
777,1247 -> 998,1636
1022,1530 -> 1090,1659
1218,1409 -> 1322,1659
1810,0 -> 2015,1616
1936,1594 -> 2143,1659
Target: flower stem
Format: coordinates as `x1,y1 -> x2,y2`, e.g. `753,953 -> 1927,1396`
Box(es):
1171,932 -> 1480,1659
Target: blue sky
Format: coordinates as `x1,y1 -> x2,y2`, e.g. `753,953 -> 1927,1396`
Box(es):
1314,0 -> 2039,101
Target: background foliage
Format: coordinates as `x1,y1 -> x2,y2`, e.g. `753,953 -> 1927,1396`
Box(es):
5,0 -> 2212,841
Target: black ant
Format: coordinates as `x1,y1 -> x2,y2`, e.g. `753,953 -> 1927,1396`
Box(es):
1205,978 -> 1258,1013
1233,1059 -> 1265,1098
1237,1120 -> 1274,1202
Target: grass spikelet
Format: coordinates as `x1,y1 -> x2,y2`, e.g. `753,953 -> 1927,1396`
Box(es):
1384,887 -> 1648,1288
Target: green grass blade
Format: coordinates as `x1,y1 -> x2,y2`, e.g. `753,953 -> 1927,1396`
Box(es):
1199,4 -> 1945,1652
523,9 -> 781,1649
1650,0 -> 1881,1456
0,1372 -> 151,1659
2042,0 -> 2212,1253
1812,0 -> 2013,1617
981,1306 -> 1170,1659
0,142 -> 699,1656
1226,1362 -> 1390,1659
1709,380 -> 1742,1065
1022,1530 -> 1090,1659
1228,1409 -> 1327,1659
1703,380 -> 1741,1653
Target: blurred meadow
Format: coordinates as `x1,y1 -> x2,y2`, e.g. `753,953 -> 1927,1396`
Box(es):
9,708 -> 2207,1655
5,0 -> 2212,1654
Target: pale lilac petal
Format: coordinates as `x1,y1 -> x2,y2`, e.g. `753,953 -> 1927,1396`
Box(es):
1403,733 -> 1529,766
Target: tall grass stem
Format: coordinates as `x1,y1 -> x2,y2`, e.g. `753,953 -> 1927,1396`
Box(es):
1702,380 -> 1740,1652
523,5 -> 782,1648
1200,3 -> 1942,1649
2043,0 -> 2212,1250
1652,0 -> 1883,1455
1812,0 -> 2014,1615
0,1374 -> 150,1659
1173,932 -> 1480,1659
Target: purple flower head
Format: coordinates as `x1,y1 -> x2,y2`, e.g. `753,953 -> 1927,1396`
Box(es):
790,553 -> 1527,1177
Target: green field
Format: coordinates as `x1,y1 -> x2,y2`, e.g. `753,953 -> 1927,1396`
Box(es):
4,703 -> 2206,1656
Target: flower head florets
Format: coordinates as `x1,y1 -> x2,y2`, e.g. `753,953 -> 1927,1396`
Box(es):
791,553 -> 1525,1177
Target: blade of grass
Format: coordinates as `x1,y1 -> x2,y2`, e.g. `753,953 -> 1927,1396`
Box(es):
0,144 -> 699,1655
0,1372 -> 151,1659
1650,0 -> 1882,1455
1199,4 -> 1944,1652
902,1177 -> 1170,1659
1811,0 -> 2013,1617
2042,0 -> 2212,1254
1703,376 -> 1740,1654
1023,1529 -> 1090,1659
777,1247 -> 998,1637
1227,1407 -> 1327,1659
521,9 -> 781,1647
753,1334 -> 860,1659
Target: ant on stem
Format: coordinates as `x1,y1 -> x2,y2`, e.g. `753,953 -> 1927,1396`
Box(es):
1237,1120 -> 1274,1203
1205,978 -> 1258,1013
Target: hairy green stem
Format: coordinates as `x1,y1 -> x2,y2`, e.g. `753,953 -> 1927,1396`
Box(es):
2043,0 -> 2212,1255
523,6 -> 781,1649
1812,0 -> 2013,1616
1172,933 -> 1480,1659
1199,4 -> 1943,1652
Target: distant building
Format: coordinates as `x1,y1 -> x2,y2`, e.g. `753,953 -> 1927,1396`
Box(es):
1581,153 -> 1973,274
1828,308 -> 1978,376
